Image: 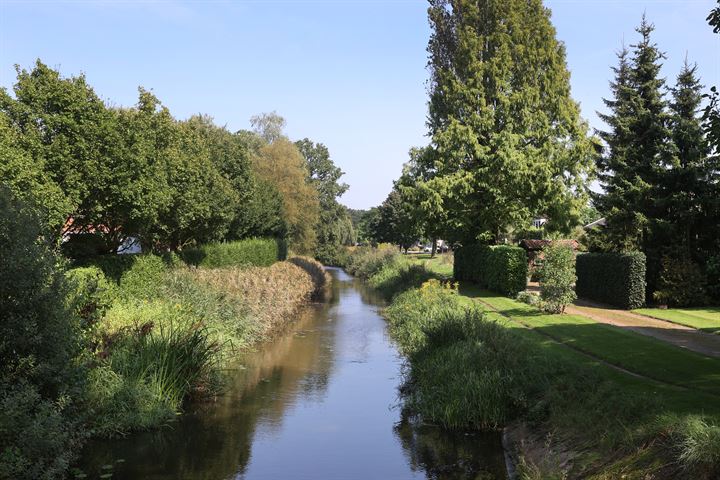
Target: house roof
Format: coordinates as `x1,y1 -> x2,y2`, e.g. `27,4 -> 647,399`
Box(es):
583,217 -> 607,229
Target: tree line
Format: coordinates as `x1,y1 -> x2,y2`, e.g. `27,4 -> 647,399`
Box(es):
368,0 -> 719,304
0,61 -> 354,261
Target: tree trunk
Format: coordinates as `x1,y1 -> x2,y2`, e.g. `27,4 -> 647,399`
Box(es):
431,237 -> 437,258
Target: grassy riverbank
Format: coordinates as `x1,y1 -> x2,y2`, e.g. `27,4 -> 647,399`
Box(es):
0,227 -> 328,479
76,249 -> 328,437
348,248 -> 720,479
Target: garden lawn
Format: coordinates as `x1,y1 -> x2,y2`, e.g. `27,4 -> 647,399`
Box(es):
634,307 -> 720,334
463,286 -> 720,399
407,253 -> 454,278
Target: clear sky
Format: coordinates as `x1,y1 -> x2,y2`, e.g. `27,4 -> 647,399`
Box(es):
1,0 -> 718,209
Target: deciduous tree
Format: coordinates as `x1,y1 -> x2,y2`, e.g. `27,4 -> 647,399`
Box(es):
426,0 -> 594,244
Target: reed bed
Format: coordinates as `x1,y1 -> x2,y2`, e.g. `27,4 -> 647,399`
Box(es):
189,260 -> 315,338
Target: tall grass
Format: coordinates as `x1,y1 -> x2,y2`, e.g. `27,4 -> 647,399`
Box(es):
345,245 -> 400,279
189,261 -> 315,339
386,280 -> 547,429
72,252 -> 320,437
661,415 -> 720,478
346,246 -> 438,300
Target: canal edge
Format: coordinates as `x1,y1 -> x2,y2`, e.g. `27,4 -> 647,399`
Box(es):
502,426 -> 518,479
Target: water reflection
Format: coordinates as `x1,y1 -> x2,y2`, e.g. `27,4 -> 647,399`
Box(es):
77,269 -> 506,479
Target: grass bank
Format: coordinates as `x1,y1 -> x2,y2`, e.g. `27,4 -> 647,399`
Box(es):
347,247 -> 720,479
70,246 -> 328,438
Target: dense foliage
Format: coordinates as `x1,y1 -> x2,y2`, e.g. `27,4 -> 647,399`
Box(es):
367,189 -> 419,251
454,244 -> 528,296
295,138 -> 355,264
0,62 -> 354,257
591,17 -> 719,303
538,243 -> 577,313
417,0 -> 595,244
576,252 -> 647,309
0,189 -> 84,479
180,238 -> 285,269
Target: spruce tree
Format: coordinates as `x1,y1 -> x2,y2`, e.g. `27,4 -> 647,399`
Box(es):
425,0 -> 594,244
594,17 -> 673,258
593,46 -> 642,251
663,61 -> 713,256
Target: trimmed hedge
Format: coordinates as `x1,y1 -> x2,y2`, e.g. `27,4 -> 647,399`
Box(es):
454,244 -> 528,296
576,252 -> 646,309
180,238 -> 285,269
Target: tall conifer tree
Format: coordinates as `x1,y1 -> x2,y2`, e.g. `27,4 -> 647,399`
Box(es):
662,61 -> 715,255
594,17 -> 673,260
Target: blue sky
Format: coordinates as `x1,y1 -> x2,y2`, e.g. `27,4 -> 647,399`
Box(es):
1,0 -> 718,209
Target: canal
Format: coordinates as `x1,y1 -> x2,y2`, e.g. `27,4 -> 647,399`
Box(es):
78,268 -> 507,479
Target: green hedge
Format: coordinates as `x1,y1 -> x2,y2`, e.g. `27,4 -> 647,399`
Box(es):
576,252 -> 646,309
77,254 -> 175,300
179,238 -> 285,268
454,244 -> 528,296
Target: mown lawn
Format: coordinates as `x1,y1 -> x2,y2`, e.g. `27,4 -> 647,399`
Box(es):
406,253 -> 454,277
634,307 -> 720,334
461,284 -> 720,401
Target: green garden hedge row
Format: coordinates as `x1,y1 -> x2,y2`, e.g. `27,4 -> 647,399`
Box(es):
575,252 -> 646,309
454,244 -> 528,296
78,238 -> 285,291
180,238 -> 286,268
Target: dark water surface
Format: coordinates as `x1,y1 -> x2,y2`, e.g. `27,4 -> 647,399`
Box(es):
78,269 -> 507,479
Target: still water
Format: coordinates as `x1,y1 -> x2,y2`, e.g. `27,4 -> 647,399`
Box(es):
78,269 -> 507,479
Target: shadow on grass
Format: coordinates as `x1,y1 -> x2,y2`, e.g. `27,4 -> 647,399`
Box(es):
456,280 -> 720,403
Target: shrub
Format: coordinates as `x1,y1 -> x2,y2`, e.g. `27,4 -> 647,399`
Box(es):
538,243 -> 577,313
576,252 -> 646,309
314,243 -> 351,267
0,383 -> 80,480
454,244 -> 528,296
180,238 -> 282,269
653,255 -> 708,307
516,291 -> 540,307
116,254 -> 169,300
79,253 -> 176,300
0,188 -> 84,478
65,266 -> 115,328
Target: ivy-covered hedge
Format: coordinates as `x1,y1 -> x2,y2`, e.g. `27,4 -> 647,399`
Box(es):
180,238 -> 285,268
454,244 -> 528,296
576,252 -> 646,309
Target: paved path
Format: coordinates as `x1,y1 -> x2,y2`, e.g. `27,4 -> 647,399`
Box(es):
566,299 -> 720,358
